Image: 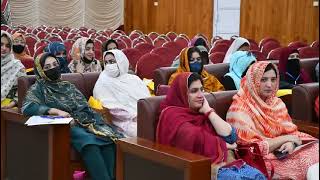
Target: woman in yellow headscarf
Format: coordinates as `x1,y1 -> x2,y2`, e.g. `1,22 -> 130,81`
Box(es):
169,47 -> 224,92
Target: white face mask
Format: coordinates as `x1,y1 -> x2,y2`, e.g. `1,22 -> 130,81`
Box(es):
105,64 -> 120,77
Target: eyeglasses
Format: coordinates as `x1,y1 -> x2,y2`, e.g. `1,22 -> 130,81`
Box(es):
189,57 -> 202,64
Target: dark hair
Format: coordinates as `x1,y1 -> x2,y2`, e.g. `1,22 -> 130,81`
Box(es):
102,39 -> 118,52
187,47 -> 202,61
238,42 -> 249,50
86,39 -> 94,45
264,63 -> 277,77
194,38 -> 207,47
200,51 -> 209,65
103,51 -> 114,60
1,33 -> 12,48
188,73 -> 203,88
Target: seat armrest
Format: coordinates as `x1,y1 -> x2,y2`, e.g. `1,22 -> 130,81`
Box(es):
116,137 -> 211,180
292,119 -> 319,138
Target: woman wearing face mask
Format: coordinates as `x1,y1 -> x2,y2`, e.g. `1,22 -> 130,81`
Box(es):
44,42 -> 71,73
68,37 -> 102,73
22,52 -> 123,180
12,32 -> 34,69
169,47 -> 224,92
93,50 -> 151,137
1,30 -> 26,109
223,37 -> 250,63
222,51 -> 256,90
278,47 -> 312,89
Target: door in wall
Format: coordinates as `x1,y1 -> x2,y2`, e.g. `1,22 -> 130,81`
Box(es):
213,0 -> 241,39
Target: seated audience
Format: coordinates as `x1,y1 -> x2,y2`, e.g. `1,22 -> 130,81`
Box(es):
44,42 -> 71,73
22,52 -> 123,180
278,47 -> 312,89
68,37 -> 102,73
223,37 -> 250,63
222,51 -> 256,90
1,30 -> 26,109
12,32 -> 34,68
93,50 -> 151,137
169,47 -> 224,92
157,72 -> 266,179
227,61 -> 319,179
171,45 -> 210,67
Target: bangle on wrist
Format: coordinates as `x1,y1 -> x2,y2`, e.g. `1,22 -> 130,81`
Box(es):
205,108 -> 215,119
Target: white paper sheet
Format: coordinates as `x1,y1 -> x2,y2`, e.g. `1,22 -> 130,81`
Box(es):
25,116 -> 73,126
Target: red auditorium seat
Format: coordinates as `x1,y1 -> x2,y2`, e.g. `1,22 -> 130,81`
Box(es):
153,36 -> 168,47
25,34 -> 39,57
174,36 -> 189,49
1,24 -> 10,31
110,32 -> 122,39
267,47 -> 285,60
148,32 -> 159,41
66,33 -> 77,40
178,34 -> 190,42
70,28 -> 80,34
34,39 -> 50,53
94,40 -> 103,60
298,47 -> 319,59
166,32 -> 178,41
162,41 -> 182,56
47,35 -> 63,42
139,34 -> 153,45
78,31 -> 89,37
212,39 -> 232,48
310,40 -> 319,48
104,28 -> 114,36
132,37 -> 148,48
26,27 -> 33,33
113,30 -> 126,35
115,38 -> 128,50
288,41 -> 308,49
79,26 -> 88,32
249,50 -> 266,61
210,36 -> 223,47
87,28 -> 97,35
34,45 -> 47,59
122,48 -> 143,69
62,26 -> 71,32
151,47 -> 176,65
209,52 -> 225,64
259,37 -> 280,50
95,35 -> 108,43
45,27 -> 54,33
134,43 -> 155,55
36,31 -> 48,40
261,41 -> 281,57
97,30 -> 109,37
135,53 -> 168,79
129,31 -> 141,41
58,31 -> 68,40
117,35 -> 132,48
51,28 -> 60,34
247,39 -> 259,51
209,43 -> 229,54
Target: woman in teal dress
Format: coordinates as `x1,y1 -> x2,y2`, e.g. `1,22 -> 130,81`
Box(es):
22,52 -> 123,180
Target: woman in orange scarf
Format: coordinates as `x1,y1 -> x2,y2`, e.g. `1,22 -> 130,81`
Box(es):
226,61 -> 319,179
168,47 -> 224,92
12,32 -> 34,69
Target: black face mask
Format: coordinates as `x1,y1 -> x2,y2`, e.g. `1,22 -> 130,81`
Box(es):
82,56 -> 93,64
286,59 -> 300,77
12,45 -> 25,54
44,67 -> 61,81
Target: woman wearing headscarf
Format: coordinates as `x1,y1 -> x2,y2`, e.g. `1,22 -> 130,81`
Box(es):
222,51 -> 256,90
171,45 -> 210,67
1,30 -> 26,109
188,35 -> 210,51
93,50 -> 151,137
157,72 -> 266,179
278,47 -> 312,89
102,39 -> 118,52
68,37 -> 102,73
44,42 -> 71,73
226,61 -> 318,179
11,32 -> 34,69
169,47 -> 224,92
22,52 -> 123,180
223,37 -> 250,63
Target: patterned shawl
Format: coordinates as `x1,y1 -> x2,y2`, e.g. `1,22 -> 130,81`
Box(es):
157,72 -> 227,164
23,52 -> 123,141
44,42 -> 71,73
12,32 -> 33,60
226,61 -> 298,144
1,30 -> 26,101
168,47 -> 224,92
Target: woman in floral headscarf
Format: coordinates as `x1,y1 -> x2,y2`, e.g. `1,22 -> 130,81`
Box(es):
68,37 -> 102,73
169,47 -> 224,92
1,30 -> 26,109
226,61 -> 318,179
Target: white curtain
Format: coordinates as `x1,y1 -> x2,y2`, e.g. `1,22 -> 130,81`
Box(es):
9,0 -> 124,30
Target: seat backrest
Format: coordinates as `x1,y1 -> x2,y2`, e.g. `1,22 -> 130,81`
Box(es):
174,36 -> 189,49
148,32 -> 159,41
209,52 -> 225,64
153,37 -> 168,47
134,43 -> 155,55
17,73 -> 100,109
162,41 -> 182,56
288,41 -> 308,49
150,47 -> 176,65
261,41 -> 281,56
249,50 -> 266,61
298,47 -> 319,59
166,32 -> 178,42
122,48 -> 143,69
299,58 -> 319,82
209,43 -> 229,54
292,83 -> 319,123
267,47 -> 285,60
136,53 -> 167,79
137,93 -> 217,141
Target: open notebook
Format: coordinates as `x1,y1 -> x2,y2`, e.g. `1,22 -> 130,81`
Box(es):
25,116 -> 73,126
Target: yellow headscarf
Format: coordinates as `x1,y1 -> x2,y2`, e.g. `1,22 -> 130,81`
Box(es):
168,47 -> 224,92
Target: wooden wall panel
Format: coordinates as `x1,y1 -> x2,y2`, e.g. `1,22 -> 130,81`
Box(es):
240,0 -> 319,46
124,0 -> 213,40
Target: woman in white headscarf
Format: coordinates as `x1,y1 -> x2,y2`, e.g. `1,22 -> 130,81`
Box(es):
93,49 -> 151,137
223,37 -> 250,63
1,30 -> 26,109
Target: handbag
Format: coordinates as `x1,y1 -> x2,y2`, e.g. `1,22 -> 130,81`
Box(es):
234,143 -> 274,180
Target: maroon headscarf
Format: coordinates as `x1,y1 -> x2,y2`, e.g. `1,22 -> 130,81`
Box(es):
278,47 -> 312,84
156,72 -> 227,164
